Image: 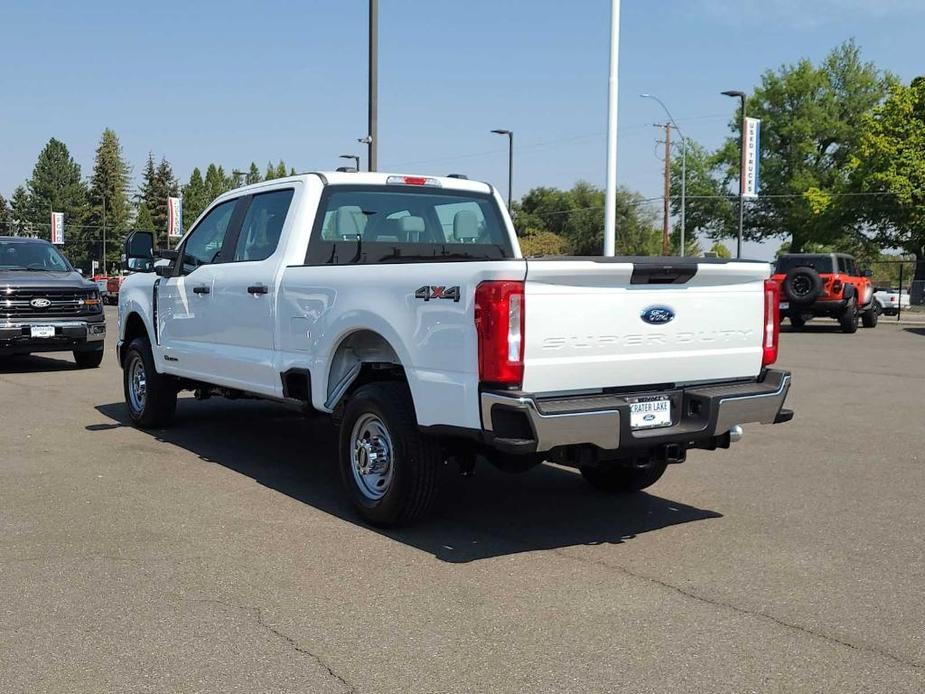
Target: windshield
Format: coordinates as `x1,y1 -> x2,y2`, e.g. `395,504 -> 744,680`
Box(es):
0,240 -> 72,272
306,186 -> 514,265
775,255 -> 833,274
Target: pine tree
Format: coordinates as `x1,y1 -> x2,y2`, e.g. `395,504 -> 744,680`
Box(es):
10,186 -> 31,235
0,193 -> 11,234
264,161 -> 276,181
182,167 -> 208,229
245,162 -> 261,185
135,202 -> 155,231
25,138 -> 88,250
139,154 -> 178,246
204,164 -> 228,204
289,167 -> 297,177
87,128 -> 131,266
274,160 -> 287,179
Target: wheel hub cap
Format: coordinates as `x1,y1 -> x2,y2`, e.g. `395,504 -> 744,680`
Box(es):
350,414 -> 394,501
129,356 -> 147,412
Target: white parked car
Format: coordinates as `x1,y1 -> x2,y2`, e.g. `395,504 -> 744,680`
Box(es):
873,287 -> 910,316
117,172 -> 793,525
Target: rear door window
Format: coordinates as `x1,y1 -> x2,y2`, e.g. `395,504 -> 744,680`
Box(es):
232,189 -> 294,262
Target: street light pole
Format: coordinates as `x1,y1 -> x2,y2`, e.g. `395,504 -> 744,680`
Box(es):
603,0 -> 621,256
367,0 -> 378,171
101,194 -> 106,276
722,90 -> 747,258
491,129 -> 513,211
641,93 -> 686,256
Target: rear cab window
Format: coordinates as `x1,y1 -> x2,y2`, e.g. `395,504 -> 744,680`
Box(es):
306,185 -> 513,265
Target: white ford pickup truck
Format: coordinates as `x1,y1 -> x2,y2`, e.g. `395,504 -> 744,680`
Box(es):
118,171 -> 792,525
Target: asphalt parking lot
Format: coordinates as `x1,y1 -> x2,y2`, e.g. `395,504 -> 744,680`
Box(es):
1,307 -> 923,693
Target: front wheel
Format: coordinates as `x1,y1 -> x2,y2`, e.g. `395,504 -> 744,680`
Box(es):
123,337 -> 177,428
839,297 -> 859,333
580,462 -> 667,493
861,304 -> 879,328
73,349 -> 104,369
338,382 -> 441,527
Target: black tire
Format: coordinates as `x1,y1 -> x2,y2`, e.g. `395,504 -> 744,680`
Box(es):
783,267 -> 824,305
338,382 -> 441,527
580,462 -> 668,493
123,336 -> 177,428
839,296 -> 859,333
789,313 -> 806,329
73,349 -> 104,369
861,303 -> 879,328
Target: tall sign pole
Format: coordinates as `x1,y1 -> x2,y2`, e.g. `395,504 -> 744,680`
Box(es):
368,0 -> 378,172
603,0 -> 621,256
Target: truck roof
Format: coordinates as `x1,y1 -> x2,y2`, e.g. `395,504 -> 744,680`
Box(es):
219,171 -> 495,198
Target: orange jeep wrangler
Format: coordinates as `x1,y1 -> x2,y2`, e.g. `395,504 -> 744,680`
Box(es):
772,253 -> 878,333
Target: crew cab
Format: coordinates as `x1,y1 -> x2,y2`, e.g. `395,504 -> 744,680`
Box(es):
0,236 -> 106,367
117,172 -> 793,526
773,253 -> 877,332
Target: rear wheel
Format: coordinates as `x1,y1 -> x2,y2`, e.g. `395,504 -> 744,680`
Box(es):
839,297 -> 859,333
73,349 -> 104,369
580,462 -> 667,493
123,336 -> 177,428
789,313 -> 806,329
338,382 -> 441,527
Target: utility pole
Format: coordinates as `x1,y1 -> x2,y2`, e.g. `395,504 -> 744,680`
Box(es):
603,0 -> 621,256
101,195 -> 106,276
657,123 -> 671,256
367,0 -> 378,171
490,129 -> 514,211
722,90 -> 747,258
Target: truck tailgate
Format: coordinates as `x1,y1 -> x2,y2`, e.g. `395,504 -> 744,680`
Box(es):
522,258 -> 771,393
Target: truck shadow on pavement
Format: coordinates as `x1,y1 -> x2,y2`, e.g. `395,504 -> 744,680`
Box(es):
0,353 -> 78,373
91,398 -> 722,563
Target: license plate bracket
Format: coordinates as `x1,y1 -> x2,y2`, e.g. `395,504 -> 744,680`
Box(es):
628,396 -> 672,430
30,325 -> 56,338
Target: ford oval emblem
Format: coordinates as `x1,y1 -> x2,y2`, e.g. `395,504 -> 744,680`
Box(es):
30,298 -> 52,309
641,305 -> 675,325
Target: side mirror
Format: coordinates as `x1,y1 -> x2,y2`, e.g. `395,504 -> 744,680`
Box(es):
124,230 -> 155,271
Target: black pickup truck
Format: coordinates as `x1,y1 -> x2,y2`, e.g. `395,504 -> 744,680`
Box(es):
0,236 -> 106,367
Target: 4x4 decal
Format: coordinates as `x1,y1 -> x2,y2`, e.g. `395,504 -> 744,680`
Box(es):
414,285 -> 461,302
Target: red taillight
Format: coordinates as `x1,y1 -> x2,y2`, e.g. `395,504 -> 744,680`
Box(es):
763,279 -> 780,366
474,280 -> 524,386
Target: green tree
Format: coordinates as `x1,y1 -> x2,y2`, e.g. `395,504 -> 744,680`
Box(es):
670,140 -> 734,241
516,181 -> 662,256
264,161 -> 277,181
0,193 -> 11,234
517,229 -> 569,256
182,167 -> 208,228
24,138 -> 88,251
135,202 -> 155,231
10,186 -> 31,234
140,154 -> 179,245
717,40 -> 890,251
245,162 -> 262,185
204,164 -> 229,205
707,241 -> 732,258
87,128 -> 131,267
850,76 -> 925,303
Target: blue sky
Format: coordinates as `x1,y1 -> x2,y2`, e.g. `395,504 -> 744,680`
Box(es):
2,0 -> 924,257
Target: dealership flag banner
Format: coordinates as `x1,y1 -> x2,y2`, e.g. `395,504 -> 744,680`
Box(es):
742,117 -> 761,199
50,212 -> 64,245
167,196 -> 183,238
